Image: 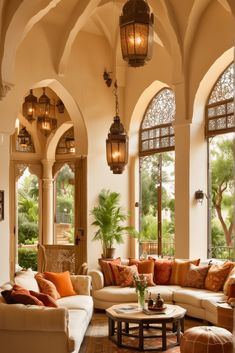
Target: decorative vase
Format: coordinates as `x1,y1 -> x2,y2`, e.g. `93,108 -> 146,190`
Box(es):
137,290 -> 146,310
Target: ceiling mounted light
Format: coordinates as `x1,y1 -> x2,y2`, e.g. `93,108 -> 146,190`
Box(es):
22,89 -> 37,121
106,81 -> 129,174
120,0 -> 154,67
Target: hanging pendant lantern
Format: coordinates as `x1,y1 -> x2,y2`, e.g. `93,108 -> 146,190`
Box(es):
120,0 -> 154,67
106,82 -> 129,174
22,89 -> 38,121
37,87 -> 57,133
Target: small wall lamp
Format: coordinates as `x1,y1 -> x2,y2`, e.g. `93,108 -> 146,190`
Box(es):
195,190 -> 205,205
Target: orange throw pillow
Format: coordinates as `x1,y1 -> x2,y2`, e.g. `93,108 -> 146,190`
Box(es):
205,262 -> 232,292
44,271 -> 76,297
170,259 -> 200,285
35,273 -> 61,300
153,259 -> 173,285
129,259 -> 155,275
117,265 -> 138,287
99,257 -> 121,286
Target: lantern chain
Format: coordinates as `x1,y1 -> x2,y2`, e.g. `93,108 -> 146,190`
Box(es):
114,80 -> 119,116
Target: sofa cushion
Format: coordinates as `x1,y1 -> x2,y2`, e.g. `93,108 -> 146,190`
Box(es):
129,258 -> 155,275
44,271 -> 76,297
201,294 -> 226,314
170,259 -> 200,286
223,266 -> 235,296
68,309 -> 91,353
184,264 -> 209,289
57,295 -> 93,317
173,287 -> 224,308
153,259 -> 173,285
205,262 -> 232,291
99,257 -> 121,286
118,265 -> 138,287
93,285 -> 175,303
14,269 -> 39,292
35,273 -> 61,300
2,286 -> 44,306
30,290 -> 58,307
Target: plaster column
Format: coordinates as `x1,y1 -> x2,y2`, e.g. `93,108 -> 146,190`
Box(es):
174,121 -> 207,260
41,159 -> 55,244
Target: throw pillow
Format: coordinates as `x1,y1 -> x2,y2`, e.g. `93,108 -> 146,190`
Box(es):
169,259 -> 200,286
35,273 -> 61,300
184,264 -> 210,288
99,257 -> 121,286
204,261 -> 232,292
14,268 -> 39,292
142,273 -> 156,287
44,271 -> 76,297
223,266 -> 235,296
117,265 -> 138,287
128,258 -> 155,275
11,292 -> 44,306
30,290 -> 58,307
153,259 -> 173,285
1,290 -> 15,304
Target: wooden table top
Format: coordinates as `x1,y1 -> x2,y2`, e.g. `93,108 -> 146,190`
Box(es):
106,303 -> 186,322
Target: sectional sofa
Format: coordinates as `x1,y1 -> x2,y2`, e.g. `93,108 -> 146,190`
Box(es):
0,269 -> 93,353
89,258 -> 234,331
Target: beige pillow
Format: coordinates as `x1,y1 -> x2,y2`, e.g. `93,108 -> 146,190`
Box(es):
14,269 -> 39,292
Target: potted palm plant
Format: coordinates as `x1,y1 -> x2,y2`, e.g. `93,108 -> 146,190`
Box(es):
91,189 -> 137,258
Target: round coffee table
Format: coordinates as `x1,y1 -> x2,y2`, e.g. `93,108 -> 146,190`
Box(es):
106,303 -> 186,351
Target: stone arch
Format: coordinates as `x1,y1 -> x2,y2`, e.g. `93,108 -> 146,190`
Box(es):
192,47 -> 234,125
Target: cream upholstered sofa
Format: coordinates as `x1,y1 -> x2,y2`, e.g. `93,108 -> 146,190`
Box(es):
89,259 -> 234,331
0,269 -> 93,353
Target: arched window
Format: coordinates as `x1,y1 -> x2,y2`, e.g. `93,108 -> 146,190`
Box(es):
139,88 -> 176,257
206,63 -> 234,260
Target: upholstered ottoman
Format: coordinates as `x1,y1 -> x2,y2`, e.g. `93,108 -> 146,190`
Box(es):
180,326 -> 233,353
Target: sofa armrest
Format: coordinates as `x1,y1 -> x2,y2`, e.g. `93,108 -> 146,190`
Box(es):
89,269 -> 104,291
0,303 -> 68,332
70,275 -> 91,295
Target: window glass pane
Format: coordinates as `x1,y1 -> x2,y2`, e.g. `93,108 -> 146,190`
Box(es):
55,164 -> 75,244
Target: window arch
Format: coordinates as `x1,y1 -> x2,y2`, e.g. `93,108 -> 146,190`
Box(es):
206,63 -> 234,137
139,88 -> 175,156
206,62 -> 234,260
139,88 -> 176,257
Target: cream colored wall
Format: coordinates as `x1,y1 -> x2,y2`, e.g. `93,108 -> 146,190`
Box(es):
0,1 -> 234,277
0,133 -> 10,283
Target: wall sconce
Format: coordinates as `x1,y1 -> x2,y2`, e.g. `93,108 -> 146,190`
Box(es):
119,0 -> 154,67
103,70 -> 112,87
195,190 -> 205,205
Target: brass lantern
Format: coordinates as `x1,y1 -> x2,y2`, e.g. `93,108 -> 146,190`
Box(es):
17,127 -> 32,147
106,82 -> 129,174
37,87 -> 57,133
22,89 -> 37,121
120,0 -> 154,67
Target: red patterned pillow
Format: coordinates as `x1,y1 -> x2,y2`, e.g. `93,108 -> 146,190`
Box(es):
153,259 -> 173,285
184,264 -> 210,288
11,285 -> 44,306
116,265 -> 138,287
99,258 -> 121,286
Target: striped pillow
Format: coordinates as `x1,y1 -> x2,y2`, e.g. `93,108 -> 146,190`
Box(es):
170,259 -> 200,285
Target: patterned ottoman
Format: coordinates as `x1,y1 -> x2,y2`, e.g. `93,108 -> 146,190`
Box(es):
180,326 -> 233,353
